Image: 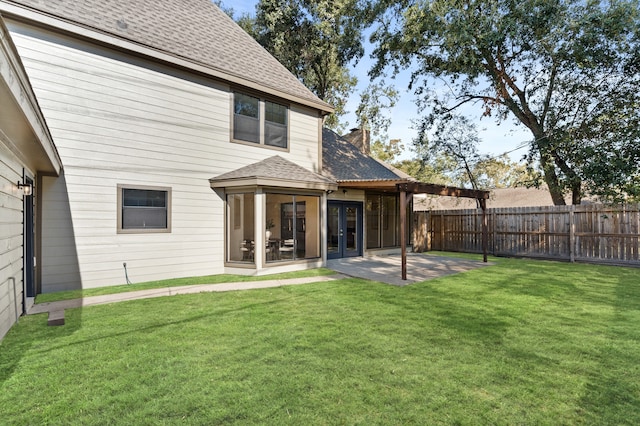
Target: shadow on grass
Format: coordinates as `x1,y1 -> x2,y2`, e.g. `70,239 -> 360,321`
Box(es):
0,308 -> 82,387
422,285 -> 512,343
577,269 -> 640,423
24,295 -> 290,357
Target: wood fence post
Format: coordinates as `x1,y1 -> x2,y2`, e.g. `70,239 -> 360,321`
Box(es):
492,210 -> 497,255
598,205 -> 603,261
440,213 -> 445,251
426,211 -> 432,251
569,205 -> 575,262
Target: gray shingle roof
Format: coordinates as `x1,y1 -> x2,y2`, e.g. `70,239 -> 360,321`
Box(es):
2,0 -> 331,111
322,128 -> 409,182
210,155 -> 336,186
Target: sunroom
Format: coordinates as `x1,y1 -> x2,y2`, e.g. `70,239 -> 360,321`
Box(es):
210,156 -> 337,274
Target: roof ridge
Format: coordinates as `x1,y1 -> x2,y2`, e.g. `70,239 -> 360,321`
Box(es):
1,0 -> 332,111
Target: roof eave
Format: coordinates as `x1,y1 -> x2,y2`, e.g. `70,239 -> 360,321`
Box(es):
335,179 -> 411,191
210,176 -> 337,192
0,3 -> 335,114
0,15 -> 61,175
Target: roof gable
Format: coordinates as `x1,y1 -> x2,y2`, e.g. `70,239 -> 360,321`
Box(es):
1,0 -> 331,111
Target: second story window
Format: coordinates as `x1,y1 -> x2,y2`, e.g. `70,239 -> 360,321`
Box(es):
233,92 -> 288,149
234,93 -> 260,143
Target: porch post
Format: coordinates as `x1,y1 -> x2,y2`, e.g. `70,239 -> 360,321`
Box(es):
400,189 -> 407,280
255,189 -> 265,270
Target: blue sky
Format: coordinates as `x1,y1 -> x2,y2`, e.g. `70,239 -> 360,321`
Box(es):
226,0 -> 531,161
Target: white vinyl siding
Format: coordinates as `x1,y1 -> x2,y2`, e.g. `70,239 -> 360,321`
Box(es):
288,104 -> 322,171
8,22 -> 323,290
0,142 -> 26,340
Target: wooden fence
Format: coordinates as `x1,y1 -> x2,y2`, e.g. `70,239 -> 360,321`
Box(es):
414,204 -> 640,266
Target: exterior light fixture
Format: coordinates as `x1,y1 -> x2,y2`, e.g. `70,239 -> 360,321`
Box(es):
17,181 -> 33,196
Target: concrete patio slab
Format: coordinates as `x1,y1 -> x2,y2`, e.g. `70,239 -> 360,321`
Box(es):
327,253 -> 492,286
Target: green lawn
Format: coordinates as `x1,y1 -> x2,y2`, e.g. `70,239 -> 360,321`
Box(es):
1,256 -> 639,424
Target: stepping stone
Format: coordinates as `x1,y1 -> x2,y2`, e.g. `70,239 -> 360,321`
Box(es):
48,310 -> 65,326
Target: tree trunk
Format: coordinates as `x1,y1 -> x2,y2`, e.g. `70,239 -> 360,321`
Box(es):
571,184 -> 582,205
538,150 -> 567,206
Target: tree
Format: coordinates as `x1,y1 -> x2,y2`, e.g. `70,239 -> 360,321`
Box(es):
574,111 -> 640,202
395,158 -> 453,186
212,0 -> 235,17
355,81 -> 399,141
365,0 -> 640,204
238,0 -> 364,130
411,113 -> 534,189
371,138 -> 404,163
472,155 -> 533,189
416,114 -> 485,189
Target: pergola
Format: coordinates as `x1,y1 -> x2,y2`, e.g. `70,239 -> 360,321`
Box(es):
397,182 -> 491,281
334,178 -> 490,282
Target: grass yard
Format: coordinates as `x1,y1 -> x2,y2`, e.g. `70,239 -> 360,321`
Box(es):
1,256 -> 639,424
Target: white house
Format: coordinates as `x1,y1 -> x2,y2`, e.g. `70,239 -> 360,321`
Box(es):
0,18 -> 61,339
0,0 -> 414,338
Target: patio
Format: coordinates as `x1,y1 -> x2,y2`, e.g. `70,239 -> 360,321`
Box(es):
327,253 -> 492,285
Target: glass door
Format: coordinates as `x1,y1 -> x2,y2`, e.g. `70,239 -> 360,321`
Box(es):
327,201 -> 362,259
328,203 -> 341,257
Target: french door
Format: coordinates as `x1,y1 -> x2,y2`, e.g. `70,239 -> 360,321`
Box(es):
327,201 -> 362,259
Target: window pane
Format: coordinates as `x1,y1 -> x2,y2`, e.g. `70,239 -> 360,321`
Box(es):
265,193 -> 319,262
234,114 -> 260,143
382,195 -> 398,247
264,121 -> 287,148
328,205 -> 340,255
366,195 -> 381,249
265,101 -> 287,148
122,206 -> 167,229
266,194 -> 292,263
123,189 -> 166,208
227,193 -> 255,263
234,93 -> 259,117
265,101 -> 286,124
121,189 -> 168,230
345,206 -> 358,252
234,93 -> 260,143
